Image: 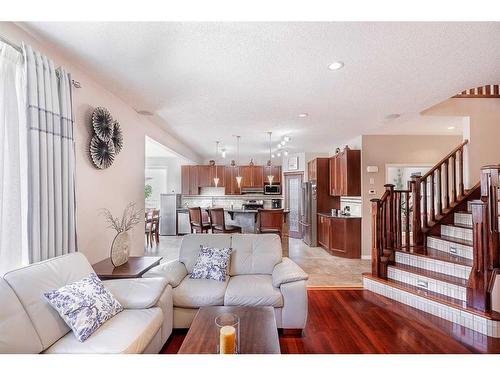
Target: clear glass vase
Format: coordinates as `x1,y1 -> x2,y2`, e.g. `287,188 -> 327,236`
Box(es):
215,313 -> 240,354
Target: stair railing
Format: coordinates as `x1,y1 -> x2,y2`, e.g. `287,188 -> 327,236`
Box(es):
371,140 -> 469,279
410,140 -> 468,246
468,165 -> 500,312
371,184 -> 411,278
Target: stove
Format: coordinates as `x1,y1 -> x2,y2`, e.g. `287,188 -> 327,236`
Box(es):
242,199 -> 264,210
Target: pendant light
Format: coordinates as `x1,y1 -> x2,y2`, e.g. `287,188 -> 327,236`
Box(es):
213,141 -> 220,187
266,131 -> 274,185
235,135 -> 242,188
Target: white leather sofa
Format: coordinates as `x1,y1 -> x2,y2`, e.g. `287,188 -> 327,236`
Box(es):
143,234 -> 309,330
0,252 -> 173,354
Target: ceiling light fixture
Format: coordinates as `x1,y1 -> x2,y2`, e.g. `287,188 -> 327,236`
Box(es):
283,150 -> 289,156
298,113 -> 309,118
235,135 -> 242,188
447,126 -> 456,130
328,61 -> 344,71
280,140 -> 286,146
284,136 -> 291,142
221,148 -> 226,158
277,151 -> 281,157
213,141 -> 220,187
385,113 -> 401,120
277,143 -> 282,149
266,132 -> 274,185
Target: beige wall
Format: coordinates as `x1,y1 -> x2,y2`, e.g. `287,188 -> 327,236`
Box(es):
0,23 -> 202,264
423,98 -> 500,185
360,135 -> 462,258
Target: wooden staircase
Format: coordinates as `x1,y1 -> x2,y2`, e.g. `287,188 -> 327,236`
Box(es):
363,140 -> 500,337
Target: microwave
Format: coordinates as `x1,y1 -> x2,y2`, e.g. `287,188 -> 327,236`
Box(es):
264,183 -> 281,195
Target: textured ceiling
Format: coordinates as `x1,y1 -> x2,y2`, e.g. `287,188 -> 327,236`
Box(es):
21,22 -> 500,160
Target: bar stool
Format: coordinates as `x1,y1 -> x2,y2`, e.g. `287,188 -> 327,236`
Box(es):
188,207 -> 211,233
256,209 -> 284,239
208,208 -> 242,234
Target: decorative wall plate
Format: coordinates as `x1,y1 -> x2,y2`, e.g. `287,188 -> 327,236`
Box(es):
111,120 -> 123,154
92,107 -> 114,142
90,135 -> 115,169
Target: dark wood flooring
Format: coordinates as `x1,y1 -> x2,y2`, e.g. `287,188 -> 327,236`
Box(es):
161,289 -> 500,354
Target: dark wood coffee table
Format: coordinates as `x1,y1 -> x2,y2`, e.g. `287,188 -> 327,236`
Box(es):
178,306 -> 281,354
92,256 -> 162,280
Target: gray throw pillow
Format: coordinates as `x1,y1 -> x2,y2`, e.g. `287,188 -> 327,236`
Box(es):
190,245 -> 232,282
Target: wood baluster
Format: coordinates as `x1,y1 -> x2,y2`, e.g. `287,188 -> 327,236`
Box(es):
381,201 -> 386,251
436,166 -> 442,217
430,170 -> 435,223
443,160 -> 449,209
396,192 -> 402,248
458,148 -> 464,197
404,190 -> 410,248
385,184 -> 395,249
451,154 -> 457,204
422,178 -> 428,230
410,175 -> 423,247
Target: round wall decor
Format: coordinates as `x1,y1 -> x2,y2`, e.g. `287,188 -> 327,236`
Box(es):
89,107 -> 123,169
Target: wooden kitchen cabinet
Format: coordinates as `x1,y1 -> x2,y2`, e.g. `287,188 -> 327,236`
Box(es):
329,146 -> 361,196
264,165 -> 281,184
210,165 -> 225,187
317,214 -> 361,259
238,165 -> 264,188
181,165 -> 190,195
307,159 -> 317,181
317,214 -> 331,249
224,166 -> 241,195
197,165 -> 212,188
181,165 -> 200,195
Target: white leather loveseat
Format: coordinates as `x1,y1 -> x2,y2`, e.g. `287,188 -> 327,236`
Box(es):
143,234 -> 308,330
0,253 -> 173,354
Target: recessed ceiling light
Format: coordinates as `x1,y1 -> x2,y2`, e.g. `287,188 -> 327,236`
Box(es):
328,61 -> 344,71
277,144 -> 282,149
298,113 -> 309,118
136,110 -> 154,116
280,140 -> 286,146
283,150 -> 289,156
447,126 -> 455,130
277,152 -> 281,157
284,136 -> 291,142
271,154 -> 275,158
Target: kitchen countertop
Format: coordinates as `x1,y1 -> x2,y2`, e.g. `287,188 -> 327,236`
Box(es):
317,212 -> 361,219
177,207 -> 289,214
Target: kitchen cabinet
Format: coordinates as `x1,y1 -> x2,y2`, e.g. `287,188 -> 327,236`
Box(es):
224,166 -> 241,195
307,159 -> 317,181
264,165 -> 281,184
238,165 -> 263,188
181,165 -> 200,195
317,213 -> 361,258
317,214 -> 330,249
197,165 -> 212,188
210,165 -> 225,187
329,146 -> 361,196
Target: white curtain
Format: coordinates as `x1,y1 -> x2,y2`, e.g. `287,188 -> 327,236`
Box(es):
0,42 -> 28,275
23,44 -> 76,263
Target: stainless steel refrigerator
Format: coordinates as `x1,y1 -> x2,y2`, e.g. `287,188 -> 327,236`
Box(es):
300,181 -> 317,247
160,193 -> 182,235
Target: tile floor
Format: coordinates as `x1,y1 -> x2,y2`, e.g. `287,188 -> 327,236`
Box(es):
144,236 -> 370,287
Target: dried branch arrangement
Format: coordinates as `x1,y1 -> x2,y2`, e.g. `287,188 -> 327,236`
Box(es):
100,202 -> 143,233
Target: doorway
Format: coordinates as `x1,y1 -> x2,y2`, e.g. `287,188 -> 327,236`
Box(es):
284,172 -> 303,239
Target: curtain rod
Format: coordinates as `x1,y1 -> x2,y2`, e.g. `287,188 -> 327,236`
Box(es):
0,34 -> 82,89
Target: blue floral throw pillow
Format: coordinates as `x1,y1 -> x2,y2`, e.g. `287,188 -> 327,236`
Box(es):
44,273 -> 123,342
190,246 -> 232,282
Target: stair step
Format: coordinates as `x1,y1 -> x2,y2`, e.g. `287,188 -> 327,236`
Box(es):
393,251 -> 472,279
388,265 -> 467,301
363,273 -> 500,337
454,211 -> 472,227
395,247 -> 472,268
427,235 -> 473,260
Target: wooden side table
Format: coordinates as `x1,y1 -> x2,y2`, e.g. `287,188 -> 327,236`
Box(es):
92,256 -> 162,280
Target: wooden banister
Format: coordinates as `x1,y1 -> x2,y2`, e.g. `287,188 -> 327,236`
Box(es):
467,165 -> 500,312
420,140 -> 468,181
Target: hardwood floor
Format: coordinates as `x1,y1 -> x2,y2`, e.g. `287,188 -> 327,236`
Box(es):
160,289 -> 500,354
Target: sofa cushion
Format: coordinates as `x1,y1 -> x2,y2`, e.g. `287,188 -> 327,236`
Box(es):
3,252 -> 94,350
224,275 -> 283,307
0,279 -> 43,353
173,275 -> 229,308
179,234 -> 232,273
229,234 -> 282,276
44,308 -> 163,354
190,246 -> 232,282
44,273 -> 124,342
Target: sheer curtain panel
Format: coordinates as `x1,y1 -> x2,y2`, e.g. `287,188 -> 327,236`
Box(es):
0,42 -> 28,274
23,44 -> 77,263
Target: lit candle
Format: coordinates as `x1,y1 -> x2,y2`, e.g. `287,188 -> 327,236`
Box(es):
219,325 -> 236,354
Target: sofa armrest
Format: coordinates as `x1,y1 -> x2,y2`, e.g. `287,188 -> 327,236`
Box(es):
102,277 -> 168,309
141,259 -> 188,288
272,257 -> 308,288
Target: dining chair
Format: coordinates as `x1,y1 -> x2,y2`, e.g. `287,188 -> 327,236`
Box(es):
256,209 -> 284,239
145,209 -> 160,246
208,208 -> 242,234
188,207 -> 211,233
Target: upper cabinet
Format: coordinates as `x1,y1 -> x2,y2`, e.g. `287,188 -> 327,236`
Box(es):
264,165 -> 282,184
329,146 -> 361,196
182,164 -> 275,195
307,158 -> 317,181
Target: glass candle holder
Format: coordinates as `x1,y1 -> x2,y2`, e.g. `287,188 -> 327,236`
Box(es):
215,313 -> 240,354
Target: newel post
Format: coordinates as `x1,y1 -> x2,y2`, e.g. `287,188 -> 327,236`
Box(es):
371,198 -> 382,277
480,165 -> 500,270
384,184 -> 395,250
409,175 -> 423,247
